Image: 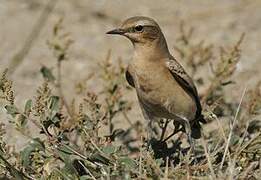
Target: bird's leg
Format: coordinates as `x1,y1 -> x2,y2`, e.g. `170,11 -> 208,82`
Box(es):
160,119 -> 170,141
173,121 -> 182,134
184,121 -> 195,154
163,121 -> 183,142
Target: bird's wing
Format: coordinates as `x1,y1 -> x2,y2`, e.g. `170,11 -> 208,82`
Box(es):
166,56 -> 202,119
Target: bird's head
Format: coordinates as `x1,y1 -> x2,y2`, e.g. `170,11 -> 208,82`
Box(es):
107,16 -> 163,45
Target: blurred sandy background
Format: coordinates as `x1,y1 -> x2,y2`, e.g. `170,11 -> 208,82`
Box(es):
0,0 -> 261,146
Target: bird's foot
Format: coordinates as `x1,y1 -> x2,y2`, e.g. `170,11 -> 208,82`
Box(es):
150,138 -> 168,159
159,119 -> 170,141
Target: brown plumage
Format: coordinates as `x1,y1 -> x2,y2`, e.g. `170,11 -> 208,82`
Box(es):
107,16 -> 205,142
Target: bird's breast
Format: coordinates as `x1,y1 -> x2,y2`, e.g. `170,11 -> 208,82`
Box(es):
133,63 -> 175,104
130,61 -> 196,120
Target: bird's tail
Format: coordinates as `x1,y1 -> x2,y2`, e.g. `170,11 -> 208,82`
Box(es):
191,114 -> 206,139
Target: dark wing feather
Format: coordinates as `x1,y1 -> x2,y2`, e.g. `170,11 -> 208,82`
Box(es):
125,70 -> 135,87
166,57 -> 202,120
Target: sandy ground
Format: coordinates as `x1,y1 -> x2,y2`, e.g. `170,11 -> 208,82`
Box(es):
0,0 -> 261,147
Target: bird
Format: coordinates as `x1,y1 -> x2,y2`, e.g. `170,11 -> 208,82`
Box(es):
106,16 -> 205,146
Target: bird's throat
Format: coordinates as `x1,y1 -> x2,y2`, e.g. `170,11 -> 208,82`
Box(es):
133,36 -> 170,61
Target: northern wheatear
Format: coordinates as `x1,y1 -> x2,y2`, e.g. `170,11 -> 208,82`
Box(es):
107,16 -> 205,145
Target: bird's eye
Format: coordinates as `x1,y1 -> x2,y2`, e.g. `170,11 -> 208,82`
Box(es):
134,25 -> 143,32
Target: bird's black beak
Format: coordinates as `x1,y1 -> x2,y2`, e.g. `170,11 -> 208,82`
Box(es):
106,28 -> 126,35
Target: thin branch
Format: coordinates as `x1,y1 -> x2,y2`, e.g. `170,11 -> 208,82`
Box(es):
60,143 -> 88,160
56,60 -> 74,119
213,115 -> 232,162
220,87 -> 247,169
78,160 -> 97,180
201,137 -> 216,180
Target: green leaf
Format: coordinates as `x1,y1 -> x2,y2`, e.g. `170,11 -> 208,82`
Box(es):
59,167 -> 78,179
51,113 -> 61,124
80,175 -> 91,180
90,153 -> 111,166
56,146 -> 80,177
24,99 -> 32,115
119,157 -> 136,169
40,66 -> 55,82
20,138 -> 45,167
57,149 -> 71,166
5,105 -> 19,118
102,145 -> 117,155
58,145 -> 75,156
48,96 -> 60,112
15,114 -> 27,128
230,134 -> 240,146
57,145 -> 82,166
